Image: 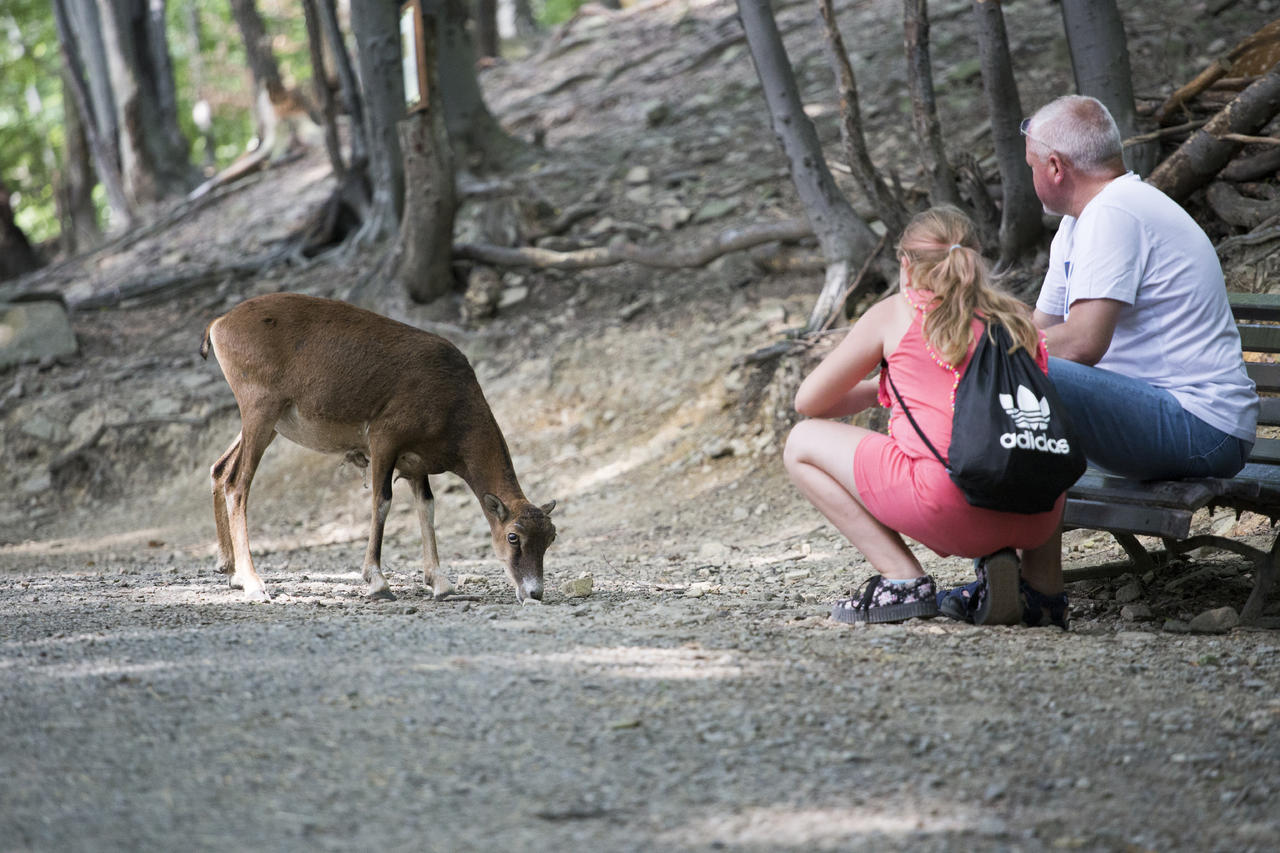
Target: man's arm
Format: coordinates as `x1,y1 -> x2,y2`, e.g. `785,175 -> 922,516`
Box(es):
1035,298 -> 1123,365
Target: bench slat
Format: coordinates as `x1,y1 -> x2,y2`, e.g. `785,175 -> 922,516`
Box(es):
1249,437 -> 1280,464
1238,322 -> 1280,354
1068,470 -> 1225,509
1257,397 -> 1280,426
1246,362 -> 1280,393
1233,461 -> 1280,484
1230,293 -> 1280,321
1063,499 -> 1193,539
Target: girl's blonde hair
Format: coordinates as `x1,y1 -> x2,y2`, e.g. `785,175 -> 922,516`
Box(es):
896,205 -> 1039,366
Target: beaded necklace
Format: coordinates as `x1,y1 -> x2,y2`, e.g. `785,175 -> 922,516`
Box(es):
900,286 -> 963,412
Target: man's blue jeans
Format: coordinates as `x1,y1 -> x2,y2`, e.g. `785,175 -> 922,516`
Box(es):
1048,357 -> 1251,480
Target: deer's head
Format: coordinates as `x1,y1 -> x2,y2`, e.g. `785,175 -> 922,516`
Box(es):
484,495 -> 557,603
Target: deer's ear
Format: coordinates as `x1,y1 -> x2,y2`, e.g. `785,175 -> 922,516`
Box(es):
483,493 -> 509,522
540,499 -> 556,516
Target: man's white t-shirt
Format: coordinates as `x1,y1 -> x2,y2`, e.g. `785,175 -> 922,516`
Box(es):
1036,173 -> 1258,442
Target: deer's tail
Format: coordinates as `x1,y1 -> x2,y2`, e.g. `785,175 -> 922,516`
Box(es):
200,321 -> 214,360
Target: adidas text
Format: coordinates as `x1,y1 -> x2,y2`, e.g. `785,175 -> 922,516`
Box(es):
999,430 -> 1072,455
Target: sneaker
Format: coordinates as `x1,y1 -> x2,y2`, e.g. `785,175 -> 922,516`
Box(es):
936,578 -> 982,622
936,548 -> 1021,626
1021,581 -> 1070,630
831,575 -> 939,624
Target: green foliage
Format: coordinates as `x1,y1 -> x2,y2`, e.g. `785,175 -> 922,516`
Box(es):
0,0 -> 66,244
168,1 -> 315,171
0,0 -> 319,251
538,0 -> 591,27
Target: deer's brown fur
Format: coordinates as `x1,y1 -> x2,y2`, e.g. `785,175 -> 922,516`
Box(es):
201,293 -> 556,602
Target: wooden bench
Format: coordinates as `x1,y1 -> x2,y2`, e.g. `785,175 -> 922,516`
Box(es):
1061,292 -> 1280,625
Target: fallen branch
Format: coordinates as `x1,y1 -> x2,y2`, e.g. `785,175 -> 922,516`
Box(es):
1222,145 -> 1280,181
69,250 -> 289,311
1217,223 -> 1280,254
454,219 -> 813,271
1124,119 -> 1208,147
1220,132 -> 1280,146
1206,181 -> 1280,229
1148,64 -> 1280,202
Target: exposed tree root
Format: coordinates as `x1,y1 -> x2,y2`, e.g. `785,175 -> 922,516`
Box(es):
454,219 -> 813,270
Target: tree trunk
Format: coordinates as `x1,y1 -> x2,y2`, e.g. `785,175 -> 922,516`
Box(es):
393,108 -> 457,303
59,65 -> 102,253
1148,64 -> 1280,202
229,0 -> 285,95
54,0 -> 133,229
903,0 -> 962,207
476,0 -> 500,58
350,0 -> 408,241
64,0 -> 118,162
302,0 -> 346,179
433,0 -> 525,171
818,0 -> 909,239
95,0 -> 194,208
972,0 -> 1041,266
145,0 -> 187,171
737,0 -> 884,331
229,0 -> 287,142
0,180 -> 42,283
313,0 -> 367,168
393,7 -> 456,304
184,3 -> 218,171
512,0 -> 538,38
1060,0 -> 1156,176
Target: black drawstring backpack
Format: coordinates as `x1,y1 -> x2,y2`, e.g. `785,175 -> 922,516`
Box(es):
883,320 -> 1086,514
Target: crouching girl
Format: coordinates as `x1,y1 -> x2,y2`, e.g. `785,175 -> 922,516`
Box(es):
783,207 -> 1063,624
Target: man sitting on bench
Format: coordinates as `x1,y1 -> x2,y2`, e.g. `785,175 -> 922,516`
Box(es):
937,95 -> 1258,629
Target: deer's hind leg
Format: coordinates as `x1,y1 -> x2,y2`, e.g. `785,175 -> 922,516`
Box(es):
361,446 -> 397,601
216,407 -> 280,601
411,475 -> 455,600
210,433 -> 242,577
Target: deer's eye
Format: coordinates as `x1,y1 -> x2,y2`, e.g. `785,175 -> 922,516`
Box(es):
507,533 -> 520,545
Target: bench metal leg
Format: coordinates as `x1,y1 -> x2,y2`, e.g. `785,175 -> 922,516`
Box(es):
1063,532 -> 1160,582
1161,534 -> 1274,626
1241,536 -> 1278,626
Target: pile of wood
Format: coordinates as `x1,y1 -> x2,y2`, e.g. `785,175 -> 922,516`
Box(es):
1145,19 -> 1280,282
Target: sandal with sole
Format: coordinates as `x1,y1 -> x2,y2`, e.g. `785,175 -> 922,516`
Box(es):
831,575 -> 939,624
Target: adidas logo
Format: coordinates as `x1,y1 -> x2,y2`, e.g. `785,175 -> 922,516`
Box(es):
999,385 -> 1051,431
998,385 -> 1072,455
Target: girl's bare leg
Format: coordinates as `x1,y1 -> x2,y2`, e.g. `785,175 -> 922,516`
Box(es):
783,418 -> 924,580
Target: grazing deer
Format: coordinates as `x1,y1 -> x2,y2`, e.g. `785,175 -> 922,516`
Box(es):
200,293 -> 556,603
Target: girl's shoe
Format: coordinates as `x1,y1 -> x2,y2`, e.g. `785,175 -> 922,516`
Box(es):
1021,581 -> 1070,630
973,548 -> 1021,626
937,548 -> 1021,625
831,575 -> 939,624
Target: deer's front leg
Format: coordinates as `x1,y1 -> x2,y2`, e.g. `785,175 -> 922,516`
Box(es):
411,476 -> 455,600
362,455 -> 396,601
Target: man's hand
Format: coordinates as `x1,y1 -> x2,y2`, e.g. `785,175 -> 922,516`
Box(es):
1034,298 -> 1123,365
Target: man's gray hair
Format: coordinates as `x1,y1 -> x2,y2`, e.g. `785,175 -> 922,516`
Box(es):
1026,95 -> 1124,173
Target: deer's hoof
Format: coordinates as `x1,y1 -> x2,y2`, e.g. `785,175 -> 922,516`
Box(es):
242,586 -> 271,603
367,582 -> 396,601
432,584 -> 458,601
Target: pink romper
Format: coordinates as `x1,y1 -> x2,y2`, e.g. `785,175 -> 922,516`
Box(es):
851,300 -> 1063,558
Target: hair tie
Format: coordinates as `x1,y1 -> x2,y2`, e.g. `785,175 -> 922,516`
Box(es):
948,244 -> 963,254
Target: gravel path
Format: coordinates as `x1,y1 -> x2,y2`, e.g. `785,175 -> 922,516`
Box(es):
3,533 -> 1278,852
